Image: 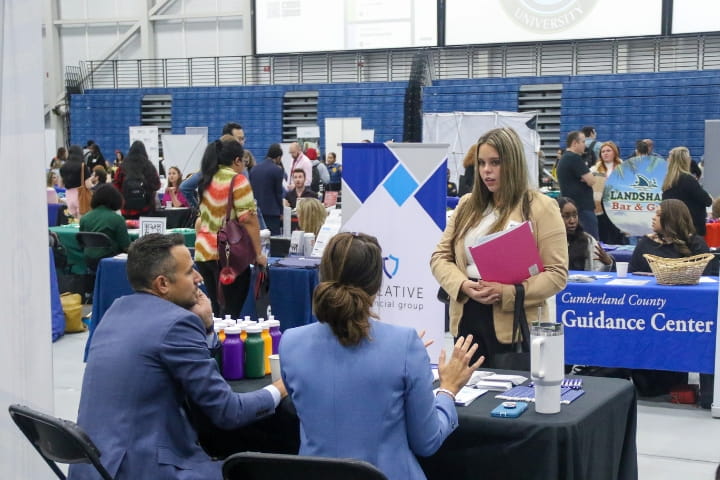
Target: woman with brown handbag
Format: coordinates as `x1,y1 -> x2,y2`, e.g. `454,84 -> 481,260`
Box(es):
194,136 -> 267,317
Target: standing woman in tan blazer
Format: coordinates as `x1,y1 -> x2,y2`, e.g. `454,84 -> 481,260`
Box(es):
431,127 -> 569,366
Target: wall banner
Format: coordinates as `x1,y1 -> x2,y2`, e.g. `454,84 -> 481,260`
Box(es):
342,143 -> 448,360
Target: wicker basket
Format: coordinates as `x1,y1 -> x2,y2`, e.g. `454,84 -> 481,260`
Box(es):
643,253 -> 714,285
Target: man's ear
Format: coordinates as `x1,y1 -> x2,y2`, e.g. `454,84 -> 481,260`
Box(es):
152,275 -> 171,296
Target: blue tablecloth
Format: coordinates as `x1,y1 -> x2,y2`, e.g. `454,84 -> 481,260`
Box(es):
560,271 -> 718,373
47,203 -> 63,227
49,248 -> 65,342
603,245 -> 634,264
84,257 -> 319,360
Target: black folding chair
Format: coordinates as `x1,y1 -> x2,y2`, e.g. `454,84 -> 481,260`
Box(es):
222,451 -> 388,480
8,404 -> 114,480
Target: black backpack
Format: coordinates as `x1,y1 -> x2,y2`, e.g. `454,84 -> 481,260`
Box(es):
310,164 -> 322,193
123,177 -> 147,210
581,140 -> 597,168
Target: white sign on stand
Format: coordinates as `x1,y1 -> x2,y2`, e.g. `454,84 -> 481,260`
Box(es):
297,126 -> 320,138
341,142 -> 449,361
139,216 -> 166,237
161,134 -> 206,176
129,126 -> 160,172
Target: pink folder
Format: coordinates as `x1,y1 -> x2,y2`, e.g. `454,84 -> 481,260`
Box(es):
468,221 -> 544,284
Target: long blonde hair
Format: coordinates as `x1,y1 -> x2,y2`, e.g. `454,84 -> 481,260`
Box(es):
452,127 -> 531,241
662,146 -> 691,191
297,198 -> 327,236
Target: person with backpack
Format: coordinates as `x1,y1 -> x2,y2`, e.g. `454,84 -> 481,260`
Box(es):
581,126 -> 600,168
113,140 -> 161,219
306,148 -> 329,195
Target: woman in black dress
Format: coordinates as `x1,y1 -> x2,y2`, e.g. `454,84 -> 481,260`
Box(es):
661,146 -> 712,236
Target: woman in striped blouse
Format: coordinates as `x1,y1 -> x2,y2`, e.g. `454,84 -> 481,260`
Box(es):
194,137 -> 267,317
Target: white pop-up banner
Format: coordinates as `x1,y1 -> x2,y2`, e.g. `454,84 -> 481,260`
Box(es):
342,142 -> 448,361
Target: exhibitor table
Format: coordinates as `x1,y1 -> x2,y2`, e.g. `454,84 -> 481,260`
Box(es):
559,271 -> 718,373
193,373 -> 637,480
49,223 -> 196,274
84,256 -> 319,360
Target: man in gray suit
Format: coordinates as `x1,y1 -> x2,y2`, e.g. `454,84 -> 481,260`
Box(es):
69,233 -> 286,480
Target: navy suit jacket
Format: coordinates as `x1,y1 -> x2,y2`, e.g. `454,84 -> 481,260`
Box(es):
69,293 -> 275,480
250,158 -> 284,217
279,321 -> 458,480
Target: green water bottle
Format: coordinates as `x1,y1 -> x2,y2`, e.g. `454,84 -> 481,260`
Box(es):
244,324 -> 266,378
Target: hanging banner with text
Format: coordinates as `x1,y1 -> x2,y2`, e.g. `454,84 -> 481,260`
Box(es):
559,273 -> 718,373
604,154 -> 667,237
342,143 -> 448,361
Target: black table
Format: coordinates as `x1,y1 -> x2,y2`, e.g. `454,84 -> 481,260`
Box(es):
147,207 -> 193,228
198,373 -> 637,480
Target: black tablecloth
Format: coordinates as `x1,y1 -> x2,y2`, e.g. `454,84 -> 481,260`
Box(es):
147,207 -> 193,228
196,372 -> 637,480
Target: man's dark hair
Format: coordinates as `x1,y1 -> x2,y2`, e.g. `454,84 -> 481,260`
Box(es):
266,143 -> 283,159
127,233 -> 185,291
635,140 -> 650,155
91,183 -> 123,210
566,131 -> 582,148
292,168 -> 306,178
92,165 -> 107,184
222,122 -> 243,135
581,126 -> 595,137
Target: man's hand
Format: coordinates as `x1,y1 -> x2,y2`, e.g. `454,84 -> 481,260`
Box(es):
272,379 -> 288,399
190,290 -> 213,329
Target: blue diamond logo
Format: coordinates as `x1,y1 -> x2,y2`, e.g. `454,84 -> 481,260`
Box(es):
383,164 -> 418,206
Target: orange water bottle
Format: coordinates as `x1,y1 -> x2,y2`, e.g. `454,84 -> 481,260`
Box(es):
259,320 -> 272,374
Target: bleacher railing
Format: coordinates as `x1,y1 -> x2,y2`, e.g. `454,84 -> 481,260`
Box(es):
77,33 -> 720,90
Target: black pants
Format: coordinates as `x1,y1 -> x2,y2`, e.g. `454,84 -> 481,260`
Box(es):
196,260 -> 251,318
456,298 -> 514,367
263,214 -> 282,236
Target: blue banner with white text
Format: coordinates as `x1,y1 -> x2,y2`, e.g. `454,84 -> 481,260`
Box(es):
559,273 -> 718,373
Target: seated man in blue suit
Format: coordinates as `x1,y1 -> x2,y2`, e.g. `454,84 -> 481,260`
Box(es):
69,233 -> 286,480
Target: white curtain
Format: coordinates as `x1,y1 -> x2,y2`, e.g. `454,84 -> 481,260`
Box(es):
0,1 -> 55,478
423,111 -> 541,187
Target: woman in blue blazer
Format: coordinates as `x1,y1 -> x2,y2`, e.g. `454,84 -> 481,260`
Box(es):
280,232 -> 483,480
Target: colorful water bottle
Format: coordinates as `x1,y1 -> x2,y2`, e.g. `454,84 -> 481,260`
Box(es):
259,321 -> 272,374
244,324 -> 265,378
212,323 -> 223,371
222,325 -> 244,380
267,318 -> 281,354
214,321 -> 226,343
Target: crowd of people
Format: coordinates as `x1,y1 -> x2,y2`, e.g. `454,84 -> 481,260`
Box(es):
48,123 -> 344,319
49,123 -> 719,479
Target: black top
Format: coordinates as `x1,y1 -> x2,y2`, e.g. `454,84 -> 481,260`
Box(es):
629,234 -> 718,276
285,188 -> 317,209
86,154 -> 107,170
662,173 -> 712,235
59,160 -> 92,189
458,165 -> 474,196
557,151 -> 593,210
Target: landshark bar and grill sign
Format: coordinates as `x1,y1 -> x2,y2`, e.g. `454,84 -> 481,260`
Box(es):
603,155 -> 667,237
